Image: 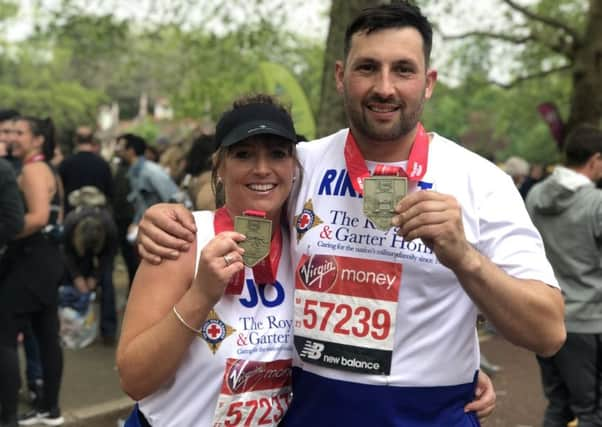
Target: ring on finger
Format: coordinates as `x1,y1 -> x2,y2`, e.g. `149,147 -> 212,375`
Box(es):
224,254 -> 233,267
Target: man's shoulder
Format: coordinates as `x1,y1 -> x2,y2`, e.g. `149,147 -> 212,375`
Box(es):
62,151 -> 110,169
0,157 -> 14,174
429,133 -> 505,177
297,129 -> 348,158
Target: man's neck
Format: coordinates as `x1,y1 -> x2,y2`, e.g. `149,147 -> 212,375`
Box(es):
351,127 -> 419,163
76,143 -> 95,153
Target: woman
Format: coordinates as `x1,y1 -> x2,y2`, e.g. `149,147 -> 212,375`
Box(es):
117,94 -> 300,426
0,116 -> 64,427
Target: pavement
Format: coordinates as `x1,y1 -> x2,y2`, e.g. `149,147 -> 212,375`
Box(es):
16,257 -> 557,426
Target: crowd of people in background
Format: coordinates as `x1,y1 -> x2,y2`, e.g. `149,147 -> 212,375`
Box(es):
0,107 -> 216,427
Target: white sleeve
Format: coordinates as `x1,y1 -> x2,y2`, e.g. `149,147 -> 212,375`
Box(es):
476,174 -> 559,288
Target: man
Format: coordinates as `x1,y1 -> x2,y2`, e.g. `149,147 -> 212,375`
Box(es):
526,125 -> 602,426
58,127 -> 117,345
0,156 -> 23,427
116,133 -> 180,231
0,158 -> 23,248
0,109 -> 21,172
58,126 -> 114,214
136,3 -> 564,425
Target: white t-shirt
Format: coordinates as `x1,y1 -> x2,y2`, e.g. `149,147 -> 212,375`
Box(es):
282,129 -> 557,426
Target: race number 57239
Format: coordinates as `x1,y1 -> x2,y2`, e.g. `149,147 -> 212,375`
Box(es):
301,299 -> 391,340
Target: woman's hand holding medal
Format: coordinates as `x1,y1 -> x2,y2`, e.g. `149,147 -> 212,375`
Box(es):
192,231 -> 246,306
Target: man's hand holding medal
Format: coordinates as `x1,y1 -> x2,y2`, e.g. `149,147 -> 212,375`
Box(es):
392,191 -> 479,272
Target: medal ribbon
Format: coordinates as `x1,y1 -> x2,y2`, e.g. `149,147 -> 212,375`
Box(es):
214,207 -> 282,295
344,122 -> 429,195
24,153 -> 45,164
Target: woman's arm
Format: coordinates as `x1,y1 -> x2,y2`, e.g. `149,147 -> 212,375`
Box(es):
16,162 -> 53,238
116,229 -> 245,400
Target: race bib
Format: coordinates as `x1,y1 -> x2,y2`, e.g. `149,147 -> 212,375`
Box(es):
294,254 -> 401,375
212,358 -> 292,426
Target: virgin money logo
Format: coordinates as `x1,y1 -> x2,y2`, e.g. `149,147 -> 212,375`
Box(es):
226,360 -> 290,393
297,254 -> 337,292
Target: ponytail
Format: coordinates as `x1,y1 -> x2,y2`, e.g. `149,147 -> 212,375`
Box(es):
18,116 -> 56,162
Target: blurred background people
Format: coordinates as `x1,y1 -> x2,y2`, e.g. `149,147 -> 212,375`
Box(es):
526,124 -> 602,427
502,155 -> 530,189
58,126 -> 117,345
0,116 -> 65,426
179,133 -> 217,210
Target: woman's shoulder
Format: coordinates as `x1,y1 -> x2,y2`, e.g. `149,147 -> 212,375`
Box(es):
22,160 -> 54,177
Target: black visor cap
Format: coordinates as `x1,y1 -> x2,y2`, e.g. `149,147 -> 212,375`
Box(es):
215,102 -> 298,148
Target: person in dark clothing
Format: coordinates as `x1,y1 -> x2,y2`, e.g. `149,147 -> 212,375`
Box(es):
0,158 -> 24,427
58,127 -> 117,343
111,153 -> 139,289
0,109 -> 21,173
0,158 -> 24,247
58,126 -> 114,214
62,187 -> 119,344
0,116 -> 64,427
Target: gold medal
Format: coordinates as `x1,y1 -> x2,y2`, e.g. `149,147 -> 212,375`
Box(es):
234,215 -> 272,267
363,176 -> 407,231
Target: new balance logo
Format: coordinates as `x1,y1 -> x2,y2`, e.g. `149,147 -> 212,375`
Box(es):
299,340 -> 324,360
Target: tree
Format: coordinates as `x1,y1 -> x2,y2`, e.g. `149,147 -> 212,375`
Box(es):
438,0 -> 600,138
316,0 -> 386,137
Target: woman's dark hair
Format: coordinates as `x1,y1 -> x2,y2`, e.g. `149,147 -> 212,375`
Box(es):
185,134 -> 216,175
18,116 -> 56,162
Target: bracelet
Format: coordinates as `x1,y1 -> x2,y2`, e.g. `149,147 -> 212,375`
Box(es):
172,305 -> 203,335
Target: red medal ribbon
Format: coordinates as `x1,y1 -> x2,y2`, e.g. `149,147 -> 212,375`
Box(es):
24,153 -> 45,164
213,207 -> 282,295
344,122 -> 429,195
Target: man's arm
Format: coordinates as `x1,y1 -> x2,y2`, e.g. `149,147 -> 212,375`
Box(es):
0,160 -> 24,245
147,165 -> 180,204
393,190 -> 565,357
136,203 -> 196,264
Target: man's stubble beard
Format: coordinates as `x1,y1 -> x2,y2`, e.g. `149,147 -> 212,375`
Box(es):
343,90 -> 426,144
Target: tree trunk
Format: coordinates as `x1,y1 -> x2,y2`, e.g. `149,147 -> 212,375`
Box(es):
565,0 -> 602,135
316,0 -> 387,137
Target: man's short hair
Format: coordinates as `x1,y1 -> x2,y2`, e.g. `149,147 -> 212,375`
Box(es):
119,133 -> 147,156
344,1 -> 433,67
74,126 -> 95,145
564,124 -> 602,167
0,109 -> 19,123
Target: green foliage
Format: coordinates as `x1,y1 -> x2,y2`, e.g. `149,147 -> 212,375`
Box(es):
0,0 -> 18,23
424,71 -> 567,165
419,0 -> 587,164
0,82 -> 105,146
124,119 -> 161,146
1,2 -> 324,142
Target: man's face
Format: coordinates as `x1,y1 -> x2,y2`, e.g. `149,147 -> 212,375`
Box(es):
115,139 -> 128,162
0,120 -> 16,156
335,27 -> 436,150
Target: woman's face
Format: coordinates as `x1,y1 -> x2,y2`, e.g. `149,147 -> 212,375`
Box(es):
11,120 -> 42,160
220,135 -> 295,222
